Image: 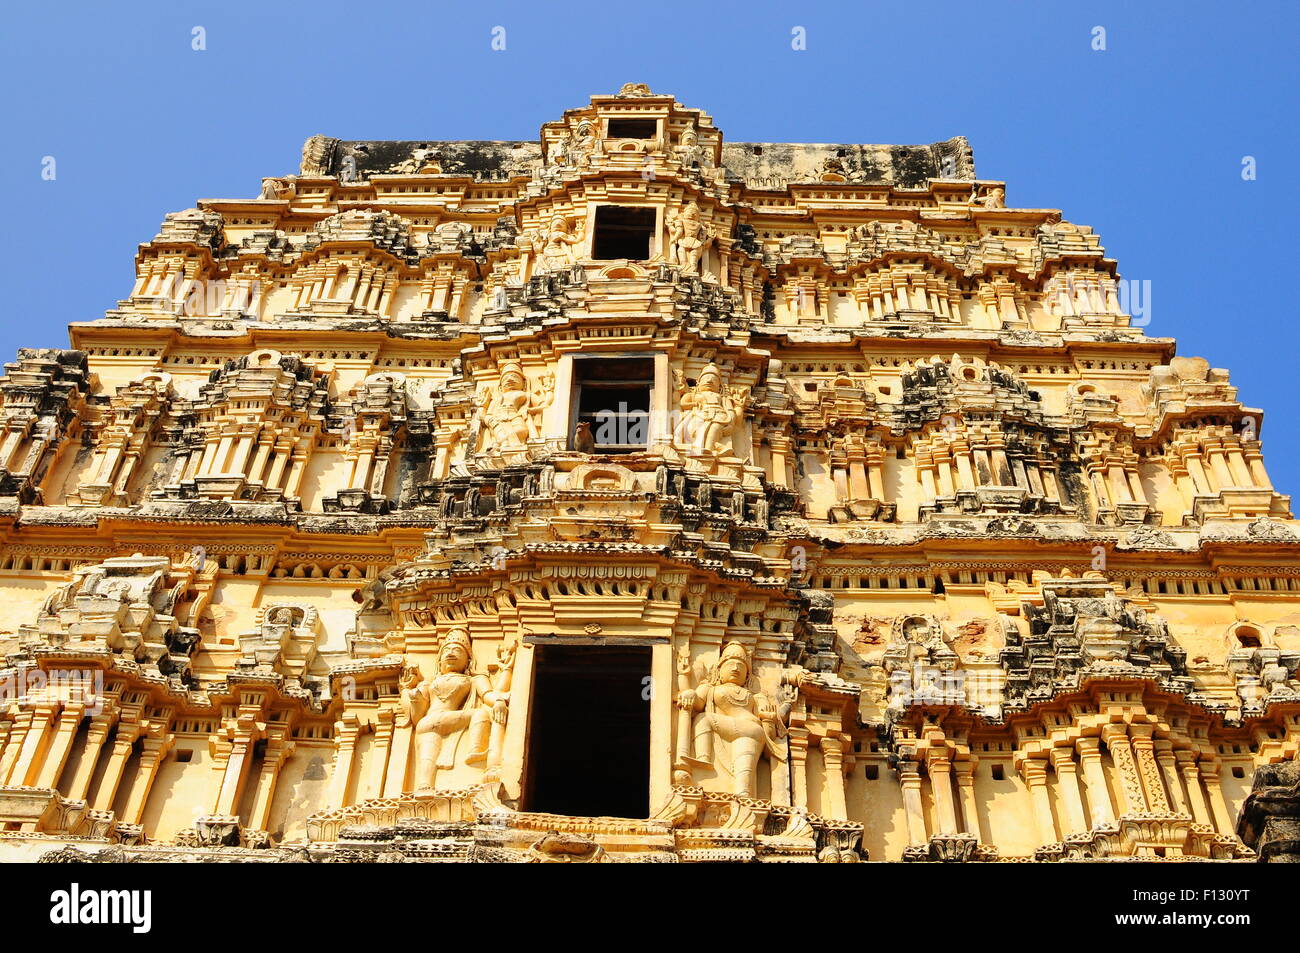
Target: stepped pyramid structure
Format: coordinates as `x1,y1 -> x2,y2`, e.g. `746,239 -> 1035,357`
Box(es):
1,84 -> 1297,863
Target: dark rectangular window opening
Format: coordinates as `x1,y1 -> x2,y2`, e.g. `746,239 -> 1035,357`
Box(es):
592,205 -> 655,261
607,118 -> 658,139
522,644 -> 651,818
572,357 -> 653,453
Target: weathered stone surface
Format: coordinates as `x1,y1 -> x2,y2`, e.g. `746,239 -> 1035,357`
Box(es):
0,87 -> 1294,864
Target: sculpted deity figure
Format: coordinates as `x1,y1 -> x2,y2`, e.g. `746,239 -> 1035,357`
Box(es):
676,127 -> 706,169
554,119 -> 597,170
672,363 -> 744,456
667,201 -> 708,275
675,642 -> 797,797
569,118 -> 598,168
482,361 -> 534,454
259,177 -> 296,200
977,186 -> 1005,209
402,628 -> 509,793
528,372 -> 555,439
540,214 -> 583,269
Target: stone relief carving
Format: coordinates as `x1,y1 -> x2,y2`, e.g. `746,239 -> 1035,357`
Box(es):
401,628 -> 513,794
237,603 -> 321,685
676,126 -> 709,170
259,176 -> 297,200
539,214 -> 584,269
674,642 -> 798,797
666,201 -> 709,275
475,361 -> 552,463
881,615 -> 963,712
671,363 -> 746,458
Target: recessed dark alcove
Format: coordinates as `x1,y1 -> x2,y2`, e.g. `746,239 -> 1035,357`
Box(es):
522,644 -> 651,818
591,205 -> 656,261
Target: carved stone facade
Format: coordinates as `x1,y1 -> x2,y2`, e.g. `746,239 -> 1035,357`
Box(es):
0,87 -> 1296,863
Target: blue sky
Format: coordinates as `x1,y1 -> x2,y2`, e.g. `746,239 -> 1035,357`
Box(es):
1,1 -> 1296,490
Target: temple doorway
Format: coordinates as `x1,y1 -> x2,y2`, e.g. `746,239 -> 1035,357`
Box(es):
522,643 -> 651,818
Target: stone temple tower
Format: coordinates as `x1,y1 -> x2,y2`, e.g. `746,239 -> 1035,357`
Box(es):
1,84 -> 1296,863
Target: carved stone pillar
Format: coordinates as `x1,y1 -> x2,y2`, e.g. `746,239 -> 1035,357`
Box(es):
926,750 -> 958,835
66,712 -> 117,802
247,732 -> 294,834
0,711 -> 30,784
1075,736 -> 1114,827
1176,750 -> 1212,826
1198,758 -> 1236,834
1127,724 -> 1169,812
820,736 -> 848,820
953,759 -> 982,840
1101,724 -> 1147,814
1020,758 -> 1058,846
1155,741 -> 1188,815
1206,443 -> 1233,490
384,708 -> 415,798
845,447 -> 871,502
0,722 -> 11,780
1049,746 -> 1088,835
122,732 -> 173,825
326,713 -> 361,808
767,435 -> 793,488
787,727 -> 810,811
35,704 -> 85,790
213,721 -> 258,818
92,724 -> 142,812
11,704 -> 58,787
896,755 -> 927,847
363,710 -> 394,803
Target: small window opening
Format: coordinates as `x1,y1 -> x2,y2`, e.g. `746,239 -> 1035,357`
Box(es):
607,118 -> 657,139
865,765 -> 879,780
592,205 -> 656,261
175,749 -> 194,763
571,357 -> 654,453
991,763 -> 1005,781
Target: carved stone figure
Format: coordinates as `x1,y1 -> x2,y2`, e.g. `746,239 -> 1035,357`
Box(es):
675,642 -> 795,797
480,361 -> 536,455
667,201 -> 708,275
677,127 -> 706,169
528,372 -> 554,439
259,177 -> 296,200
672,363 -> 744,456
555,119 -> 598,170
540,214 -> 583,269
402,628 -> 508,794
977,186 -> 1005,209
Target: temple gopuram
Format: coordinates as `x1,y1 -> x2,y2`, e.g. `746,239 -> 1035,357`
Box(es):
1,84 -> 1297,864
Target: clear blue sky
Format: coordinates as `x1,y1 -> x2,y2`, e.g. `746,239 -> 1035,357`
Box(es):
2,1 -> 1296,491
